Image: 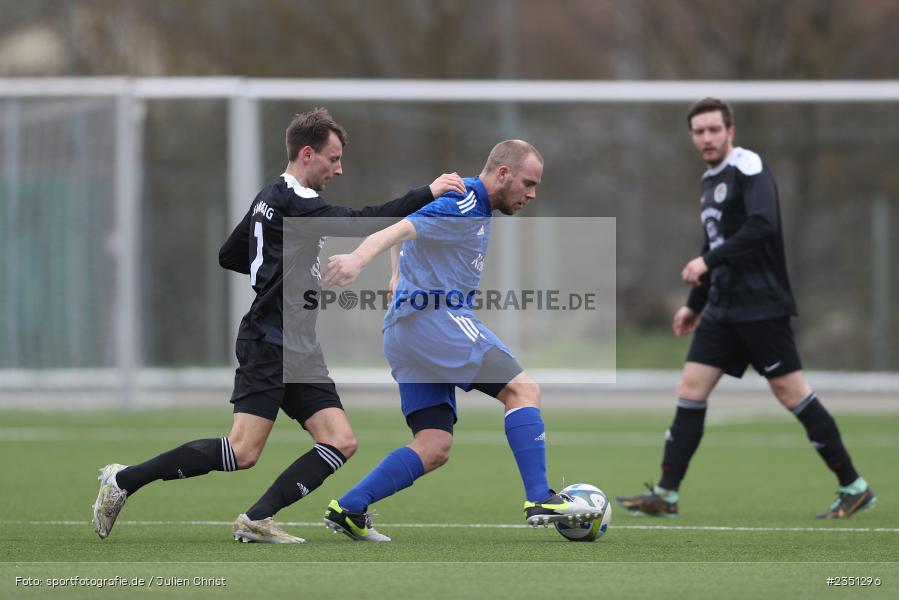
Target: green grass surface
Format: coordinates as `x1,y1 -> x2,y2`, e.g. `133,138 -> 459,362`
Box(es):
1,406 -> 897,598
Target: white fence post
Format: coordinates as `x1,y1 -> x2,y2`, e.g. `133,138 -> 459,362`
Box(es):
114,91 -> 143,407
227,88 -> 261,350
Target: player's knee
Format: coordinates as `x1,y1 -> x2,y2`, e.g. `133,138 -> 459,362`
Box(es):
769,380 -> 791,406
422,443 -> 451,470
312,427 -> 358,460
676,378 -> 708,402
230,440 -> 263,470
521,381 -> 541,404
330,434 -> 358,460
769,380 -> 806,410
503,379 -> 541,408
431,447 -> 451,469
412,431 -> 453,472
766,370 -> 808,405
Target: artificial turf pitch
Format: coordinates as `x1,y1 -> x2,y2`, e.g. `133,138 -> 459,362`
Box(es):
1,405 -> 896,598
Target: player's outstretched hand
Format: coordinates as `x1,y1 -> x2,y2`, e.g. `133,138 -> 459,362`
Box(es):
681,256 -> 708,286
672,306 -> 699,336
323,253 -> 364,288
429,172 -> 466,198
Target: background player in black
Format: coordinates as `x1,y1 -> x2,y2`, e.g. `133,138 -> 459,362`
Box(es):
616,98 -> 874,520
92,108 -> 465,543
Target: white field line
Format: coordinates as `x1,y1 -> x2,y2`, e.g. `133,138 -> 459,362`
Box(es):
0,427 -> 897,448
1,520 -> 898,533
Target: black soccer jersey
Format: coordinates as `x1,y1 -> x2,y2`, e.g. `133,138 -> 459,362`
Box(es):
686,147 -> 798,322
219,173 -> 434,352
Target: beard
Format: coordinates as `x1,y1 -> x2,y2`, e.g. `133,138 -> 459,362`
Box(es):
704,142 -> 729,166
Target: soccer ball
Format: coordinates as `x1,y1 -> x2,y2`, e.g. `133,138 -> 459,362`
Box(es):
554,483 -> 611,542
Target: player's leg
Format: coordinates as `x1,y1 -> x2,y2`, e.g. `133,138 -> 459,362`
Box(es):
93,410 -> 274,540
336,411 -> 451,513
660,362 -> 721,489
742,317 -> 874,518
92,338 -> 285,540
325,393 -> 455,542
495,371 -> 550,504
233,382 -> 355,543
617,317 -> 738,516
244,386 -> 355,522
115,402 -> 274,496
767,371 -> 874,518
488,370 -> 605,526
224,412 -> 308,544
616,362 -> 722,517
465,347 -> 600,526
467,346 -> 547,502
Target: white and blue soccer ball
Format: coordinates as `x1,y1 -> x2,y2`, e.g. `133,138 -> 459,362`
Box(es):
554,483 -> 611,542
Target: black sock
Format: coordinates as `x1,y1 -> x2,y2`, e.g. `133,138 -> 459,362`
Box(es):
246,443 -> 346,521
115,437 -> 237,495
792,393 -> 859,487
658,399 -> 707,491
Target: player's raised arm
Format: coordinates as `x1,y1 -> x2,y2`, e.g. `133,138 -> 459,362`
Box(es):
323,219 -> 417,288
296,173 -> 465,238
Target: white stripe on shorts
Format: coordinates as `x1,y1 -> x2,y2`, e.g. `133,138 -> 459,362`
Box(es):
446,311 -> 477,342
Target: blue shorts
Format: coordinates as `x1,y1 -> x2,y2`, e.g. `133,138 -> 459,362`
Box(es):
383,311 -> 523,418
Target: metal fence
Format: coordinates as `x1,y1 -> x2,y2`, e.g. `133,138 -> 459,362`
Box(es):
1,79 -> 897,404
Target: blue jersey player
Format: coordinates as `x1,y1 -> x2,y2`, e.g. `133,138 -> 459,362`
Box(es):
320,140 -> 601,541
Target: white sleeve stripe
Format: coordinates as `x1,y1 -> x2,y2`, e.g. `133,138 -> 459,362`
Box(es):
314,444 -> 344,468
455,191 -> 475,206
457,198 -> 477,212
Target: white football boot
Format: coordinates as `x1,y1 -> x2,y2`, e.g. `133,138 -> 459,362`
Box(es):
92,463 -> 129,539
232,513 -> 306,544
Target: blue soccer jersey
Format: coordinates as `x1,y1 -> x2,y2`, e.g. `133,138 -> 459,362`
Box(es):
382,176 -> 515,403
384,176 -> 491,327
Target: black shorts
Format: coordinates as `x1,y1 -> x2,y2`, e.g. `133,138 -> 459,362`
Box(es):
686,316 -> 802,379
406,403 -> 456,435
230,339 -> 343,425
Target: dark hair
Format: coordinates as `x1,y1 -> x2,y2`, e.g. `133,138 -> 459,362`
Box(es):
285,108 -> 347,162
686,97 -> 734,130
482,139 -> 543,174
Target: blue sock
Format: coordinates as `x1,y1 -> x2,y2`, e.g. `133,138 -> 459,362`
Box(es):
504,407 -> 550,502
339,446 -> 425,513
